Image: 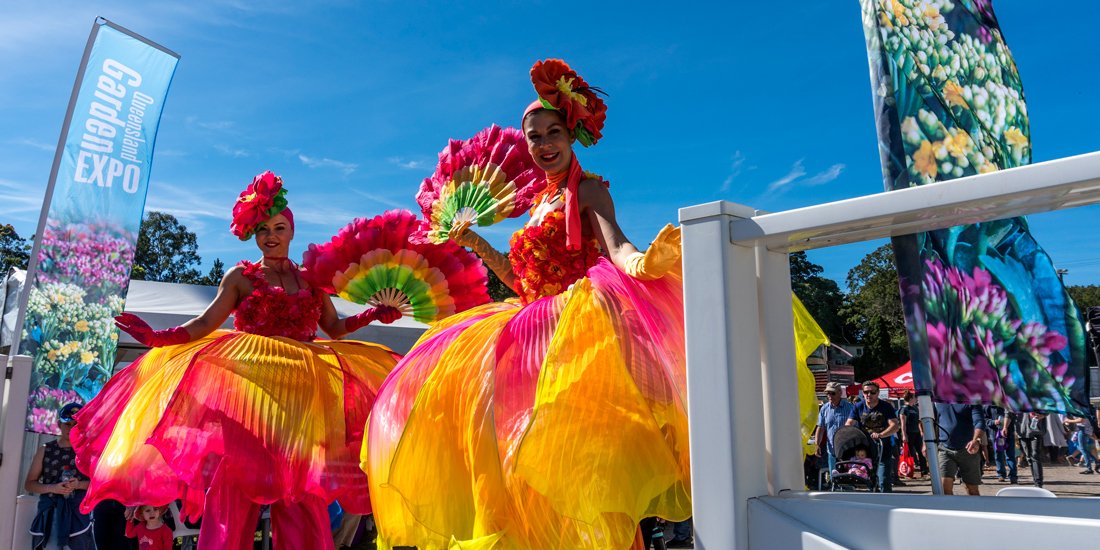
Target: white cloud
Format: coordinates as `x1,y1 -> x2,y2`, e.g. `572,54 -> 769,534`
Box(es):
720,150 -> 746,192
214,144 -> 250,158
348,188 -> 409,210
804,163 -> 845,185
767,159 -> 806,191
9,138 -> 55,152
387,157 -> 425,170
298,154 -> 358,175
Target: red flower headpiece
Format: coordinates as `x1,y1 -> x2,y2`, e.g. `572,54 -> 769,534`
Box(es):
528,59 -> 607,147
230,170 -> 290,240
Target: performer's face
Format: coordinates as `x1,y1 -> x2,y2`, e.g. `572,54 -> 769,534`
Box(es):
255,213 -> 293,257
523,110 -> 574,175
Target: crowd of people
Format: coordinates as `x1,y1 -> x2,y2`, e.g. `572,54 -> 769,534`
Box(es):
815,380 -> 1100,495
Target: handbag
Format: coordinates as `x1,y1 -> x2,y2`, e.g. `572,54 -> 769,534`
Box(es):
898,441 -> 916,478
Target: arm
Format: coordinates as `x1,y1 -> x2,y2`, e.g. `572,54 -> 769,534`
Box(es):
876,418 -> 900,439
450,220 -> 517,292
177,267 -> 245,337
316,294 -> 400,340
815,425 -> 826,456
23,446 -> 70,496
115,267 -> 244,347
125,518 -> 138,538
900,411 -> 909,441
1002,414 -> 1012,437
576,179 -> 640,269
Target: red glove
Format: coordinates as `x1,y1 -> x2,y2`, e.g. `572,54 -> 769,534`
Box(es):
345,306 -> 402,333
114,313 -> 190,347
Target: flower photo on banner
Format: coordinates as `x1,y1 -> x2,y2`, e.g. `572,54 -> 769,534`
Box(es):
860,0 -> 1087,413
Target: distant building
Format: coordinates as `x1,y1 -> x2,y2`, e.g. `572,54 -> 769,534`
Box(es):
809,344 -> 858,399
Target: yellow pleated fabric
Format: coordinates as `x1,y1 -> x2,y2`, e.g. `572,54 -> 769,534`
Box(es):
73,330 -> 399,518
365,259 -> 689,550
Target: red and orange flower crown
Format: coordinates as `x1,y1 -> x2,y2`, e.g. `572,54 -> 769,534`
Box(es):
527,59 -> 607,147
230,170 -> 290,240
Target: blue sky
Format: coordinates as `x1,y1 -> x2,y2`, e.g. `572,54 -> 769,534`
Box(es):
2,1 -> 1098,288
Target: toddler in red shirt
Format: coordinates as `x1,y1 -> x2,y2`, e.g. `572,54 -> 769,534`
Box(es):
126,504 -> 174,550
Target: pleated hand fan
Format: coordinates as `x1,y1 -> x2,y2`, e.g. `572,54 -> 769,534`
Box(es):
415,124 -> 545,244
303,210 -> 490,323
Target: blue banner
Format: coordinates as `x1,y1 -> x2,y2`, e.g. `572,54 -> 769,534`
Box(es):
19,19 -> 179,433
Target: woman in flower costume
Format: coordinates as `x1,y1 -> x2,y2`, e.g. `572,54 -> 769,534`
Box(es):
364,59 -> 689,550
71,171 -> 402,550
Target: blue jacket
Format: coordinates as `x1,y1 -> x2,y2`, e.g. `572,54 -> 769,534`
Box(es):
29,492 -> 93,550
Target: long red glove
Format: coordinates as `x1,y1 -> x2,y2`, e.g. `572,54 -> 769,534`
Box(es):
345,305 -> 402,333
114,313 -> 191,347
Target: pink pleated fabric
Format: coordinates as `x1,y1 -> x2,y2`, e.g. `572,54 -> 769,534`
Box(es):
72,331 -> 400,520
364,258 -> 690,549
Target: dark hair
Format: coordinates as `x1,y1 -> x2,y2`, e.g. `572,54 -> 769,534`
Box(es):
522,107 -> 567,128
902,391 -> 915,400
862,381 -> 880,391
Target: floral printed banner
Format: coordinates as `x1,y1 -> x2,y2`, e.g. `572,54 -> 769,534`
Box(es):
18,20 -> 178,433
859,0 -> 1087,413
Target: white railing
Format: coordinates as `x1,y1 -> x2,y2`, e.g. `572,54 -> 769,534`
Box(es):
679,151 -> 1100,550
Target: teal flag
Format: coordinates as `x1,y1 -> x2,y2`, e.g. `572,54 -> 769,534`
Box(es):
18,19 -> 179,433
860,0 -> 1087,413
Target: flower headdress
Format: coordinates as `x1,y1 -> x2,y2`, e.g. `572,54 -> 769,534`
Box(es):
230,170 -> 290,240
526,59 -> 607,147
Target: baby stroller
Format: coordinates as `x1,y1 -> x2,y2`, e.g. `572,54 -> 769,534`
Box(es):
830,425 -> 880,492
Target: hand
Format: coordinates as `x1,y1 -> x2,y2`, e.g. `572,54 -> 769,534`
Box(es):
623,224 -> 682,281
815,445 -> 823,457
124,506 -> 137,521
449,220 -> 479,249
115,313 -> 190,347
345,305 -> 402,333
901,434 -> 908,443
870,432 -> 880,440
52,483 -> 74,496
965,439 -> 981,454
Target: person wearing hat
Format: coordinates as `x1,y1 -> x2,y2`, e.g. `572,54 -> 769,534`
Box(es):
364,59 -> 688,549
816,382 -> 855,475
70,171 -> 403,550
25,402 -> 94,550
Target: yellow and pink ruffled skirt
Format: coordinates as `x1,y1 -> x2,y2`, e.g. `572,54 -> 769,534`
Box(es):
364,258 -> 691,549
72,330 -> 400,519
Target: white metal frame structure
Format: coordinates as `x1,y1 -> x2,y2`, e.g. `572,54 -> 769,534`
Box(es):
680,151 -> 1100,549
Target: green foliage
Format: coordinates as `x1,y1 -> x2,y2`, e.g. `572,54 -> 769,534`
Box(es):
1067,285 -> 1100,314
842,244 -> 909,381
133,212 -> 203,284
790,251 -> 852,344
0,223 -> 30,274
197,258 -> 226,287
486,267 -> 516,302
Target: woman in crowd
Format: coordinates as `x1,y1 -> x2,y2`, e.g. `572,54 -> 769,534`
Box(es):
364,59 -> 689,549
72,172 -> 402,550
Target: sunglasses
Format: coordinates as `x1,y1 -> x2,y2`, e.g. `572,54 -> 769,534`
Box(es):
862,390 -> 877,394
825,391 -> 837,395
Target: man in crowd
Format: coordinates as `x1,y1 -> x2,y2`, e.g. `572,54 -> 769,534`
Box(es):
985,405 -> 1018,484
933,403 -> 984,495
815,382 -> 855,475
899,392 -> 928,478
846,381 -> 899,492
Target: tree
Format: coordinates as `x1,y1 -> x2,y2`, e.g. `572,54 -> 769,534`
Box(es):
790,251 -> 852,344
0,224 -> 30,274
486,267 -> 516,302
1067,285 -> 1100,314
133,212 -> 203,284
197,258 -> 226,286
842,244 -> 909,381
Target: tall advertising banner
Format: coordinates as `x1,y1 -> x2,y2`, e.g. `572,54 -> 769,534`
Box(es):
859,1 -> 1087,414
15,19 -> 179,434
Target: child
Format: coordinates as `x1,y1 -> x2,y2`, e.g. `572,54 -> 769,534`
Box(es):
833,446 -> 874,480
126,504 -> 174,550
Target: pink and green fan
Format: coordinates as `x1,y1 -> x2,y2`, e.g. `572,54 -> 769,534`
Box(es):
415,124 -> 545,244
303,210 -> 490,323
